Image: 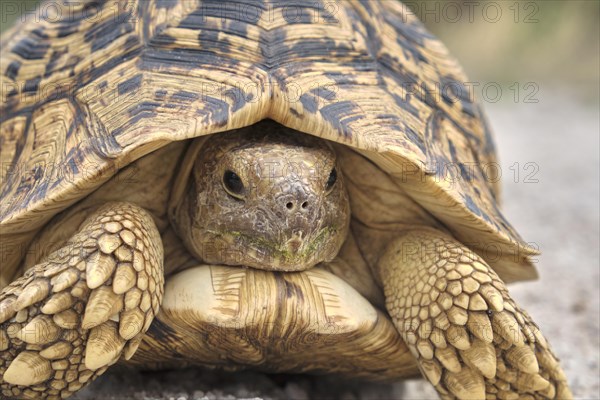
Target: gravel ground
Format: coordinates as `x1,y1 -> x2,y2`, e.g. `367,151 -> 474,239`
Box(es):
76,94 -> 600,400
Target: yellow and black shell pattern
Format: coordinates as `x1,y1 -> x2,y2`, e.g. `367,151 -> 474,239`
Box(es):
0,0 -> 537,286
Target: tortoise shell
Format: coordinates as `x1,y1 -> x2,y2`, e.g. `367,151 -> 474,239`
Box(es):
0,0 -> 537,287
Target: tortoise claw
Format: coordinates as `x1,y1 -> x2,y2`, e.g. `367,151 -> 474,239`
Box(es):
379,229 -> 572,400
0,202 -> 164,399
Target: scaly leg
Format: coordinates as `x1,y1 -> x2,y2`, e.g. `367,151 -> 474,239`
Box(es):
0,202 -> 164,399
378,228 -> 571,399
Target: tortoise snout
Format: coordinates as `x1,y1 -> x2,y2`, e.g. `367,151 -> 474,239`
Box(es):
278,190 -> 316,215
283,198 -> 310,213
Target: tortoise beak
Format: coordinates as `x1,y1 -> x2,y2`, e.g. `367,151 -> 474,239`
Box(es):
286,237 -> 303,253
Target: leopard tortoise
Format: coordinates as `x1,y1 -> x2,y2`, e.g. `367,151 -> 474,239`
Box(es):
0,0 -> 571,399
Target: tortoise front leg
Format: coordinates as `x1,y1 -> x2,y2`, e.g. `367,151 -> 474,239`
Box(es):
0,202 -> 164,399
377,228 -> 571,399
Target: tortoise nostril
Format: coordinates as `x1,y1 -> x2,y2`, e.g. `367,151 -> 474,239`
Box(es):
301,201 -> 308,209
286,202 -> 294,210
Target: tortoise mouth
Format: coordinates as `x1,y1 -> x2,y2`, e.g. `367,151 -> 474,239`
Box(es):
286,238 -> 302,253
198,227 -> 342,272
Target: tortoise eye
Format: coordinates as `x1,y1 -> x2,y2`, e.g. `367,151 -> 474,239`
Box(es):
325,168 -> 337,192
223,170 -> 244,198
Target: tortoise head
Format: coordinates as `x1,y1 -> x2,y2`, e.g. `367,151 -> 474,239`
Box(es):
171,122 -> 350,271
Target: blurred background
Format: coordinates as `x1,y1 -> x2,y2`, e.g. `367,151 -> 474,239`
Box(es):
1,1 -> 599,399
420,0 -> 599,100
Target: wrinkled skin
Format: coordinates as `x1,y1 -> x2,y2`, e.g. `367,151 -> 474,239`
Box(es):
171,129 -> 350,271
